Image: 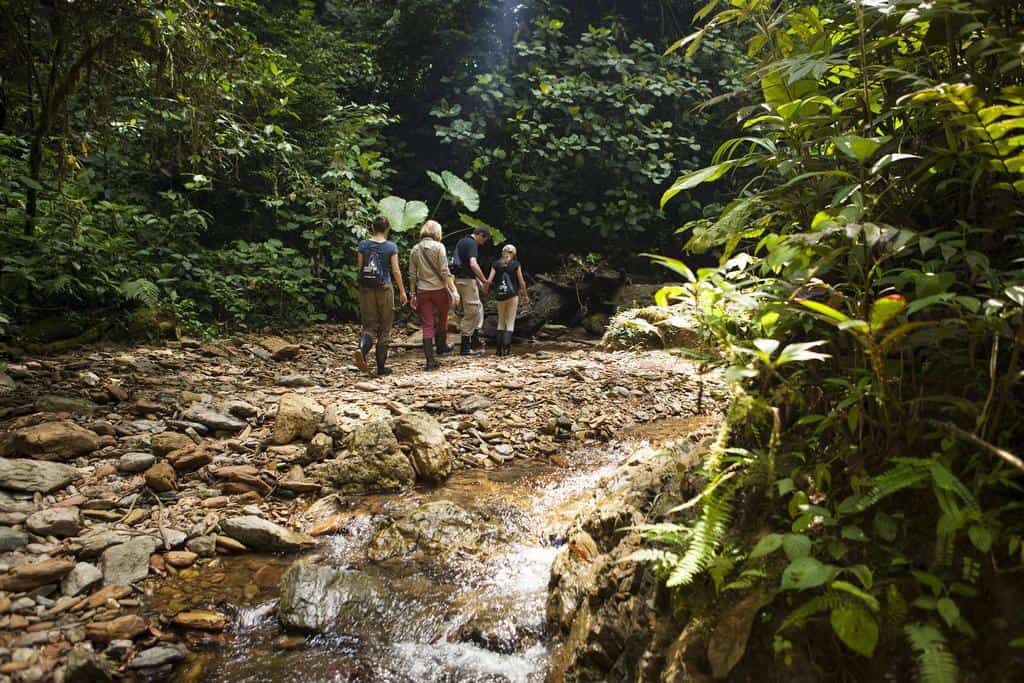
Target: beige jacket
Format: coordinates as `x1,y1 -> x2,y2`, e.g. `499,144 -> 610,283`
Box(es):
409,238 -> 452,292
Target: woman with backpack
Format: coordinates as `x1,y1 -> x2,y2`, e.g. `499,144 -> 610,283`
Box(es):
485,244 -> 529,356
354,216 -> 407,376
408,220 -> 461,370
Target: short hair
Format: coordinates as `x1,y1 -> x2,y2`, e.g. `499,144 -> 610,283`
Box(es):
371,216 -> 390,234
420,220 -> 442,240
472,227 -> 491,240
502,244 -> 517,258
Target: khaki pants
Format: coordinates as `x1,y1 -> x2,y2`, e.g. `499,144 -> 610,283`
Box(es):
358,285 -> 394,344
455,278 -> 483,336
496,297 -> 518,332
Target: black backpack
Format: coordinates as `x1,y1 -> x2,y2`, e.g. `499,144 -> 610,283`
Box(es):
494,263 -> 517,301
359,244 -> 387,287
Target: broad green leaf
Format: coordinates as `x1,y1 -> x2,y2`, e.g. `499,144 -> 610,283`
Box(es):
869,294 -> 906,333
870,153 -> 921,174
646,254 -> 696,283
661,161 -> 738,207
781,557 -> 832,590
458,213 -> 505,243
783,534 -> 812,560
847,564 -> 874,590
832,580 -> 880,611
655,286 -> 687,307
441,171 -> 480,212
968,525 -> 993,553
842,525 -> 869,542
937,598 -> 960,627
750,533 -> 784,559
873,512 -> 899,542
775,341 -> 830,365
830,602 -> 879,657
834,135 -> 887,162
796,298 -> 851,324
377,196 -> 429,233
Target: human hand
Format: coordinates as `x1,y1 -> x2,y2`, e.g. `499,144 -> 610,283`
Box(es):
399,292 -> 409,306
409,294 -> 417,309
452,292 -> 461,306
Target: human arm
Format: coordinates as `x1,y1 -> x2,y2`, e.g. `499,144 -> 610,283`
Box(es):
408,247 -> 419,307
356,252 -> 364,271
390,252 -> 407,306
517,265 -> 529,303
486,266 -> 495,286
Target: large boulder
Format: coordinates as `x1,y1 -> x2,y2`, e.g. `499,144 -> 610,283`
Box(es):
0,457 -> 80,492
277,563 -> 388,634
219,515 -> 315,552
367,500 -> 494,562
273,394 -> 325,445
0,420 -> 100,460
601,305 -> 701,351
323,420 -> 415,493
391,412 -> 452,483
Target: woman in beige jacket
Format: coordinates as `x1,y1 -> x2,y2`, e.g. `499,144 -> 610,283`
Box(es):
408,220 -> 461,370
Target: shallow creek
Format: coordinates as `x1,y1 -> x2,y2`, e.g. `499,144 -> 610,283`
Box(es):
144,423 -> 686,683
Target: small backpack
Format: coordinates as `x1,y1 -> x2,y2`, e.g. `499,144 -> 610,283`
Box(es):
359,244 -> 387,287
494,264 -> 517,301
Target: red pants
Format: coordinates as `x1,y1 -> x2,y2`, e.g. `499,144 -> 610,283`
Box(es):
416,288 -> 450,340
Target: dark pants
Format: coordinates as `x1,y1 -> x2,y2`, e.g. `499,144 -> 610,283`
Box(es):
416,288 -> 449,340
359,285 -> 394,344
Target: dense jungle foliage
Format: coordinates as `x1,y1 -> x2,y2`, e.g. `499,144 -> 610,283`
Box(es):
636,0 -> 1024,681
0,0 -> 740,338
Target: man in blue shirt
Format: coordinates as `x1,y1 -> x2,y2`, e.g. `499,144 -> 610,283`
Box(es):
452,227 -> 491,356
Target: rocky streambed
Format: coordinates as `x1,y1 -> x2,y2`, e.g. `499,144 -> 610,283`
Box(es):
0,325 -> 720,682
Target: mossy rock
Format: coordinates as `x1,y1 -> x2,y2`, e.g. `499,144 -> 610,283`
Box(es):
125,306 -> 178,340
600,305 -> 701,350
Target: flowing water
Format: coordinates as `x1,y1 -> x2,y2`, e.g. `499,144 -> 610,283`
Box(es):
147,420 -> 703,683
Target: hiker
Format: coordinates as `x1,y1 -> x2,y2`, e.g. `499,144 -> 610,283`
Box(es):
409,220 -> 461,371
451,227 -> 491,355
354,216 -> 407,376
486,244 -> 529,356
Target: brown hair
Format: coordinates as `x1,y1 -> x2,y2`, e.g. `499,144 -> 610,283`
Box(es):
371,216 -> 390,234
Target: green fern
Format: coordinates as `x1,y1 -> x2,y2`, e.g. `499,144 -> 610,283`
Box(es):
853,458 -> 931,513
904,623 -> 959,683
118,278 -> 160,307
778,590 -> 847,633
666,475 -> 739,587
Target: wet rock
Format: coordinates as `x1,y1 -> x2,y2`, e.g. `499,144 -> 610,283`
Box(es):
26,506 -> 81,537
457,599 -> 542,654
0,526 -> 30,551
277,563 -> 387,634
325,420 -> 414,493
182,404 -> 247,432
144,462 -> 176,492
150,432 -> 193,457
172,609 -> 228,631
0,558 -> 75,591
391,412 -> 452,483
116,452 -> 155,474
368,500 -> 485,561
87,615 -> 148,643
63,645 -> 117,682
61,562 -> 103,597
186,535 -> 216,557
0,421 -> 100,460
219,515 -> 314,552
273,394 -> 325,445
100,536 -> 159,585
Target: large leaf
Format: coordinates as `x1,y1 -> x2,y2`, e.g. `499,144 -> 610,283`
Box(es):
661,161 -> 739,207
377,196 -> 429,233
781,557 -> 833,590
869,294 -> 906,333
459,213 -> 505,243
428,170 -> 480,212
834,135 -> 888,162
830,602 -> 879,657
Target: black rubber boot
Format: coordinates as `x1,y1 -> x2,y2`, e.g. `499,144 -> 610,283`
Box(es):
375,342 -> 392,376
470,330 -> 484,351
502,331 -> 513,356
435,334 -> 455,355
460,336 -> 481,356
494,335 -> 504,356
423,339 -> 440,371
354,332 -> 373,372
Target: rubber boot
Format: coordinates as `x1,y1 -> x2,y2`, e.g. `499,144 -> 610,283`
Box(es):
435,334 -> 455,355
423,339 -> 440,371
494,334 -> 504,356
375,342 -> 392,376
460,336 -> 481,356
502,331 -> 513,356
354,332 -> 373,372
470,330 -> 484,351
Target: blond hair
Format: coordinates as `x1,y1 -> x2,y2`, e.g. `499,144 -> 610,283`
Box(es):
500,243 -> 517,263
420,220 -> 442,240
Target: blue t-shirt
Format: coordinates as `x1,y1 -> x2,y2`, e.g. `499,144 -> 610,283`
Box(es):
358,239 -> 398,286
453,236 -> 479,278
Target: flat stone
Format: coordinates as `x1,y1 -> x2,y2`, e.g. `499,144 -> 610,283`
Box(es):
0,526 -> 30,551
35,395 -> 99,416
219,516 -> 314,553
457,396 -> 493,414
128,645 -> 186,669
86,615 -> 148,643
0,558 -> 75,591
164,551 -> 197,568
166,446 -> 211,473
0,457 -> 80,493
224,400 -> 259,418
1,421 -> 101,460
100,537 -> 159,585
26,506 -> 81,537
172,609 -> 228,631
276,374 -> 316,388
181,405 -> 247,432
258,336 -> 301,360
61,562 -> 103,597
116,453 -> 155,474
150,432 -> 193,457
277,563 -> 388,633
76,530 -> 132,559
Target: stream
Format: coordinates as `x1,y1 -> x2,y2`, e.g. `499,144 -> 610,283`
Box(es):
146,430 -> 670,682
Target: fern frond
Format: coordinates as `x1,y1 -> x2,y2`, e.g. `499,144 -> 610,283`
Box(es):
854,459 -> 931,512
778,590 -> 846,633
118,278 -> 160,307
666,477 -> 739,587
621,548 -> 681,577
904,623 -> 959,683
633,522 -> 693,546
